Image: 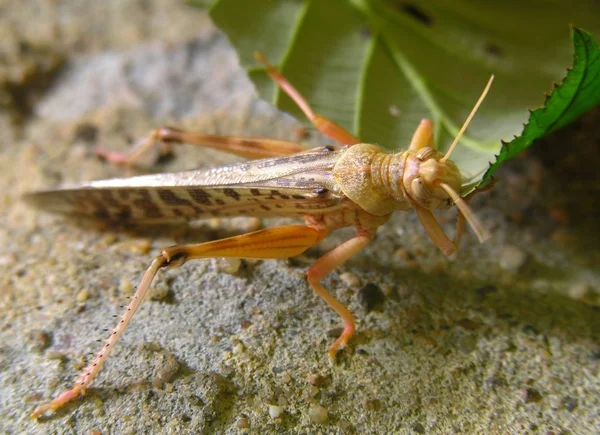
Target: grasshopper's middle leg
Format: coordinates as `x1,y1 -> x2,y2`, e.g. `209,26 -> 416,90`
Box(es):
33,224 -> 328,418
96,126 -> 309,167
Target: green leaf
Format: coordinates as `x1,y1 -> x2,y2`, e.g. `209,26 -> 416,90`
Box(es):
199,0 -> 600,188
482,28 -> 600,186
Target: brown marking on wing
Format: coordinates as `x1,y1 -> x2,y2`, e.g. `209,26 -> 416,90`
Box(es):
158,189 -> 192,206
270,190 -> 290,200
223,188 -> 241,201
188,188 -> 212,205
130,190 -> 164,219
99,190 -> 121,208
115,207 -> 132,220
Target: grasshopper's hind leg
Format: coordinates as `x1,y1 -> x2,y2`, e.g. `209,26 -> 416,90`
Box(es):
96,126 -> 309,167
33,225 -> 327,418
254,53 -> 360,146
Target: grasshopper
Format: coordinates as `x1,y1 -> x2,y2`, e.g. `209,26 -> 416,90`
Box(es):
28,53 -> 493,417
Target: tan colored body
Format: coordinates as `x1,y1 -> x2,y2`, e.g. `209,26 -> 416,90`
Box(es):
26,143 -> 432,232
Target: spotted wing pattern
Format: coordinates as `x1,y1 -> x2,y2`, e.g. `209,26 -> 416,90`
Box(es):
25,147 -> 348,223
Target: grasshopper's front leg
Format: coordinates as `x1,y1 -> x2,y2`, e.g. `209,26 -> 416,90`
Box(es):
32,225 -> 327,418
307,232 -> 373,357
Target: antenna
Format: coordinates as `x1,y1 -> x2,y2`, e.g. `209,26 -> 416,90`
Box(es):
439,183 -> 491,243
441,75 -> 495,163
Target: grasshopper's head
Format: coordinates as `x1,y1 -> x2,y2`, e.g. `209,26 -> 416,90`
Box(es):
402,145 -> 490,248
401,74 -> 496,249
403,146 -> 462,211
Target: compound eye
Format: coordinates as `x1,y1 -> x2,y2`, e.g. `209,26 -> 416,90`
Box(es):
410,177 -> 432,206
417,147 -> 436,161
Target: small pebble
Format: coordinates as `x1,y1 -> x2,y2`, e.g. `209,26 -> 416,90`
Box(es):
216,257 -> 242,275
412,422 -> 426,434
236,416 -> 250,429
357,283 -> 386,312
232,342 -> 245,355
73,356 -> 87,370
564,396 -> 578,412
28,330 -> 52,353
499,245 -> 527,272
308,405 -> 328,424
327,327 -> 344,338
119,278 -> 135,296
307,373 -> 326,387
269,405 -> 283,419
0,254 -> 17,266
46,351 -> 66,361
281,372 -> 292,383
568,282 -> 592,301
76,289 -> 89,302
339,271 -> 361,288
152,353 -> 180,388
521,387 -> 542,403
149,284 -> 171,302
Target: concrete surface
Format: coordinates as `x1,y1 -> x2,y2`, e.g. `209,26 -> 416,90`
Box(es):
1,1 -> 599,434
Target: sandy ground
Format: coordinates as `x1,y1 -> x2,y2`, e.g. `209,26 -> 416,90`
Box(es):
1,2 -> 599,434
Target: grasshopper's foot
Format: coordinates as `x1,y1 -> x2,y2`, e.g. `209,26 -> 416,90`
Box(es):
32,386 -> 85,419
94,142 -> 171,168
95,147 -> 134,165
94,127 -> 177,167
327,323 -> 355,358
